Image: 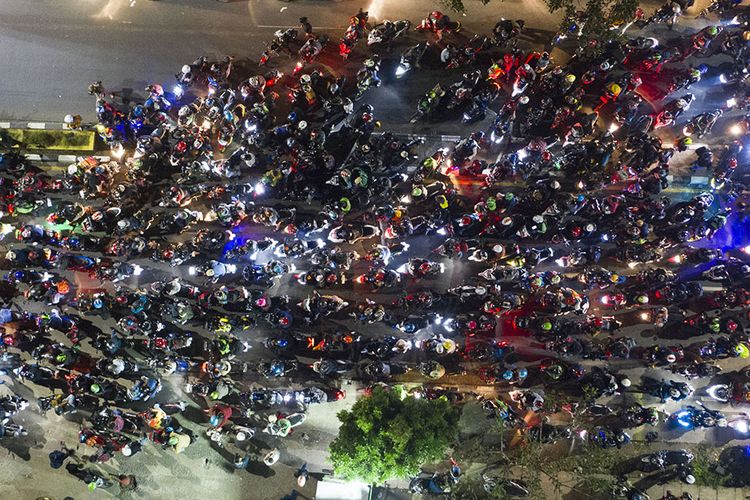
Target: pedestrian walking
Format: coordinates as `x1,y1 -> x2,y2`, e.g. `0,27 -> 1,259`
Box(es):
300,17 -> 313,37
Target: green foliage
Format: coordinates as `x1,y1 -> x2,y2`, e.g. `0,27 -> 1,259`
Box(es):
329,387 -> 459,484
440,0 -> 639,46
440,0 -> 491,13
546,0 -> 640,42
692,446 -> 725,488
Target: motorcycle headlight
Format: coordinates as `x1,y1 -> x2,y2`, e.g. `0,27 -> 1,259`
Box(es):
395,65 -> 407,77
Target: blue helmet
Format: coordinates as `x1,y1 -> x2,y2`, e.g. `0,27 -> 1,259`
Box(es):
518,368 -> 528,378
209,415 -> 220,426
697,64 -> 709,74
502,370 -> 513,380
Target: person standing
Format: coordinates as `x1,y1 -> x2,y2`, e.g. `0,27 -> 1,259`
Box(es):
300,17 -> 313,37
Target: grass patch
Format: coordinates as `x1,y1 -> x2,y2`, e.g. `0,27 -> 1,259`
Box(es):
2,129 -> 95,151
692,445 -> 724,488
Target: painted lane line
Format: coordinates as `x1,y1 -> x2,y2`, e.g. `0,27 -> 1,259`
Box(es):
58,155 -> 78,163
27,122 -> 46,129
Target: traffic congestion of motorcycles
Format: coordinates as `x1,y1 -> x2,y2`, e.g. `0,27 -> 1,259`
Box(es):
4,0 -> 750,496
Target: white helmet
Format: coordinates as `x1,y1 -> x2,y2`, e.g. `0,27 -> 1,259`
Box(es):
181,65 -> 191,74
620,378 -> 632,388
64,114 -> 75,124
300,74 -> 312,85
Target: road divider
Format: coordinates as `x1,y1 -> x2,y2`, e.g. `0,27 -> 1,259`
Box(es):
2,128 -> 95,151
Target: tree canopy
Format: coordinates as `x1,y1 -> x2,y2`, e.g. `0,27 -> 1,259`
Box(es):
329,386 -> 460,484
440,0 -> 640,43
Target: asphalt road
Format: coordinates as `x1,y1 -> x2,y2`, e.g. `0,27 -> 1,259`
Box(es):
4,0 -> 750,499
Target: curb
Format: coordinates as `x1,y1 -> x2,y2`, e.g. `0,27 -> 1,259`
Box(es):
25,153 -> 111,164
1,122 -> 462,142
0,121 -> 68,130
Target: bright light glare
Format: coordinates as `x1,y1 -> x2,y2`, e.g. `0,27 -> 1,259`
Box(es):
395,65 -> 407,77
727,98 -> 737,108
732,419 -> 749,433
608,123 -> 620,133
730,124 -> 744,136
720,74 -> 728,84
254,183 -> 266,195
640,312 -> 649,320
173,85 -> 184,98
742,245 -> 750,255
111,143 -> 125,160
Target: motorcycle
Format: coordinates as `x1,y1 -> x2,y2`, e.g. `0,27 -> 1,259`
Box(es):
259,28 -> 298,66
396,42 -> 429,78
257,359 -> 297,378
707,383 -> 750,405
670,405 -> 727,429
367,20 -> 410,49
294,35 -> 328,75
263,412 -> 307,437
683,109 -> 723,138
668,362 -> 721,379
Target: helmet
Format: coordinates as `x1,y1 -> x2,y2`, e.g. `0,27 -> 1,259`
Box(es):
209,390 -> 221,400
298,120 -> 308,130
744,31 -> 750,41
599,61 -> 611,71
209,415 -> 220,426
708,26 -> 718,36
620,378 -> 631,388
683,137 -> 693,145
518,368 -> 528,378
565,74 -> 576,83
717,417 -> 728,427
364,58 -> 375,68
685,474 -> 696,485
181,65 -> 191,74
669,387 -> 680,398
519,96 -> 529,104
541,321 -> 552,331
502,370 -> 513,380
90,383 -> 101,394
121,445 -> 132,457
666,354 -> 677,363
697,64 -> 709,74
300,74 -> 312,85
64,114 -> 75,124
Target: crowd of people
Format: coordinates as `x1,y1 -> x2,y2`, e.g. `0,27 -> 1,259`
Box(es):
2,1 -> 750,497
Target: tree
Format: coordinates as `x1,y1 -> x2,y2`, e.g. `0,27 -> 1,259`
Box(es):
545,0 -> 640,42
440,0 -> 639,45
329,386 -> 460,483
